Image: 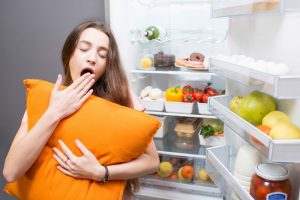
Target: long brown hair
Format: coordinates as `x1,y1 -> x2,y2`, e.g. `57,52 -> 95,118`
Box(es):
61,20 -> 138,195
62,20 -> 131,107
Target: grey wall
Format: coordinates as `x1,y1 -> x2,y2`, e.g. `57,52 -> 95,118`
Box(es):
0,0 -> 106,199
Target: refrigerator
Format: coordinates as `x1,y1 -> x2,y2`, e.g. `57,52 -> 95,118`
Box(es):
107,0 -> 300,199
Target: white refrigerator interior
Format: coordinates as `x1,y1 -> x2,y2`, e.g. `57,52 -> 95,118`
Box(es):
108,0 -> 300,199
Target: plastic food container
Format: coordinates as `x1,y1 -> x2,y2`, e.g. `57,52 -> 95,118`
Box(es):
154,116 -> 169,138
250,163 -> 292,200
142,98 -> 164,111
197,102 -> 211,115
165,102 -> 194,114
198,134 -> 225,146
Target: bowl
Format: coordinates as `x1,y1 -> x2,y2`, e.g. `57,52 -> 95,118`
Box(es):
165,101 -> 194,114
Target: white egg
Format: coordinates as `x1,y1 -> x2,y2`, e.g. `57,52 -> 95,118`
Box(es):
237,55 -> 247,61
238,59 -> 249,67
255,60 -> 268,72
245,57 -> 255,64
231,54 -> 240,63
265,62 -> 277,74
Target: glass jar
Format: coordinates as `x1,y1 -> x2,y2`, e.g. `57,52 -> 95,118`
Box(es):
139,50 -> 154,70
250,163 -> 292,200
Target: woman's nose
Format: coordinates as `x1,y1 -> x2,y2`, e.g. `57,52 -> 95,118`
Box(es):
87,52 -> 96,65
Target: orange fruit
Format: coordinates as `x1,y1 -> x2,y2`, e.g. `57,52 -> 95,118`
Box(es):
251,125 -> 271,145
181,165 -> 194,180
257,125 -> 271,134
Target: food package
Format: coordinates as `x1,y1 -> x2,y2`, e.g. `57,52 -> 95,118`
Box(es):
174,118 -> 202,138
154,51 -> 175,68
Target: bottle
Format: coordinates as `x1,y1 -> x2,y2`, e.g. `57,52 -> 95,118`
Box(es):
144,26 -> 166,40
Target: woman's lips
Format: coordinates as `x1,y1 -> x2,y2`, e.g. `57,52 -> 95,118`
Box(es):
80,68 -> 94,76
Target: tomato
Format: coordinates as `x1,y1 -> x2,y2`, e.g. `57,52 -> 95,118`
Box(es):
202,93 -> 209,103
182,85 -> 194,94
183,93 -> 195,102
193,89 -> 204,102
166,86 -> 183,102
204,83 -> 219,96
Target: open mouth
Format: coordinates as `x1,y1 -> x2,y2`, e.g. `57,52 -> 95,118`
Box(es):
80,68 -> 94,76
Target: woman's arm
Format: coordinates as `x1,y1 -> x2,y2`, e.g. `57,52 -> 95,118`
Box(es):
3,74 -> 95,182
53,88 -> 159,181
53,139 -> 159,181
104,141 -> 159,180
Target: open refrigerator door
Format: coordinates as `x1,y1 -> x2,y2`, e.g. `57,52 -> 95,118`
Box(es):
107,0 -> 300,199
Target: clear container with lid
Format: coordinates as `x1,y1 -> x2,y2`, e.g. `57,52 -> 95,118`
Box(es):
250,163 -> 292,200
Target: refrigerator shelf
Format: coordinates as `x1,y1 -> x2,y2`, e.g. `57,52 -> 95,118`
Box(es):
154,131 -> 207,159
131,69 -> 213,80
139,177 -> 222,198
209,58 -> 300,99
145,111 -> 217,119
209,95 -> 300,163
206,145 -> 254,200
136,186 -> 223,200
211,0 -> 300,18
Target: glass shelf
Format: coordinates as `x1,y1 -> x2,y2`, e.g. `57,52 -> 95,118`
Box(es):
209,58 -> 300,99
211,0 -> 300,18
140,177 -> 222,198
206,145 -> 254,200
146,111 -> 217,119
154,130 -> 207,159
209,95 -> 300,163
131,69 -> 213,80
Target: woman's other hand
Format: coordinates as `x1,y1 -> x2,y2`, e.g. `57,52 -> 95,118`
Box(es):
48,73 -> 95,121
53,139 -> 104,181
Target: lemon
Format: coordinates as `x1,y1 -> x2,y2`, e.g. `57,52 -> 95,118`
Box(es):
140,57 -> 152,69
198,168 -> 210,181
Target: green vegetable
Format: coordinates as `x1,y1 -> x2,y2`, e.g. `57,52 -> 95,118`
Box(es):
200,125 -> 215,138
199,119 -> 224,138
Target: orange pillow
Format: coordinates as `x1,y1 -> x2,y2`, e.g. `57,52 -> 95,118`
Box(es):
4,79 -> 160,200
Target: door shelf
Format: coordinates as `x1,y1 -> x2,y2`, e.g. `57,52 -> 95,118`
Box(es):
206,145 -> 254,200
209,95 -> 300,163
211,0 -> 300,18
209,58 -> 300,99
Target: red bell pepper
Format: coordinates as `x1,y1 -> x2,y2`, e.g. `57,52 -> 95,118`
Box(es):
183,93 -> 195,102
182,85 -> 194,95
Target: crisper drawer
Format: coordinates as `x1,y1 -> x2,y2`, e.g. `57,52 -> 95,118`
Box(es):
137,153 -> 222,200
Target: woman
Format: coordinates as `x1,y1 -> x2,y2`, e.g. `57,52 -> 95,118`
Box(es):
3,20 -> 160,199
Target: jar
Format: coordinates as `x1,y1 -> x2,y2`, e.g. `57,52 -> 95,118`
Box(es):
250,163 -> 292,200
139,50 -> 154,70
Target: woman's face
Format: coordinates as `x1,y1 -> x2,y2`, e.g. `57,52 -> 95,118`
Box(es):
69,27 -> 109,82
